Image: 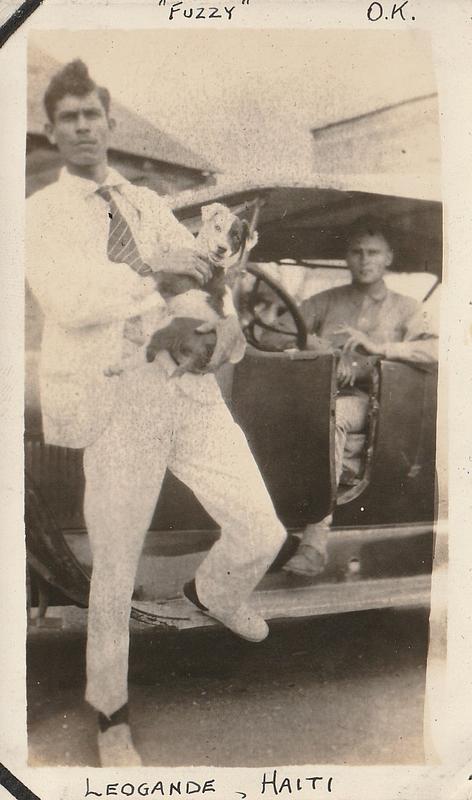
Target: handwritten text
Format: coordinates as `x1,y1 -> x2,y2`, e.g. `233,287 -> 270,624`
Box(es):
261,770 -> 334,795
367,1 -> 415,21
159,0 -> 251,22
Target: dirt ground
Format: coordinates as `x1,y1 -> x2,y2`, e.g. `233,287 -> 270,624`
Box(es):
27,607 -> 430,768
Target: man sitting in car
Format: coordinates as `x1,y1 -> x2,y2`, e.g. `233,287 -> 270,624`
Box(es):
276,215 -> 439,577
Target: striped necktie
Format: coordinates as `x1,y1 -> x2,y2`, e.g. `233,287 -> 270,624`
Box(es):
97,186 -> 152,276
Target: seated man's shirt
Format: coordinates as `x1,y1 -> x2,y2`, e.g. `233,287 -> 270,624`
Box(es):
300,280 -> 438,482
299,280 -> 438,365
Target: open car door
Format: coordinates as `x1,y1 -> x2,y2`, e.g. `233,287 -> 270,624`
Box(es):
231,349 -> 336,528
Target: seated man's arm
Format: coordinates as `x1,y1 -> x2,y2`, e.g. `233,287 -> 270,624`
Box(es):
383,302 -> 439,364
336,298 -> 438,365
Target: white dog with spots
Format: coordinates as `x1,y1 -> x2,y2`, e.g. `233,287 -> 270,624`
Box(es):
106,202 -> 257,376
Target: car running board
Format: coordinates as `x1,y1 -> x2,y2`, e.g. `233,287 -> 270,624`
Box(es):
28,573 -> 432,635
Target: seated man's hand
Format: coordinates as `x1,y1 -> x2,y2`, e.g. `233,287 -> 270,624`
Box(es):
335,326 -> 386,357
336,353 -> 356,388
146,317 -> 216,374
197,315 -> 247,371
157,248 -> 212,286
336,352 -> 378,388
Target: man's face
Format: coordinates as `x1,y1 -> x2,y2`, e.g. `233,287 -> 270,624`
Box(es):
346,233 -> 393,285
45,90 -> 114,168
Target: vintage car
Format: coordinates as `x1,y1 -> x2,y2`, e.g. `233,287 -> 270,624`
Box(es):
25,180 -> 445,631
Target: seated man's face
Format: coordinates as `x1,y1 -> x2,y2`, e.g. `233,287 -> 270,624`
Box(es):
346,233 -> 393,286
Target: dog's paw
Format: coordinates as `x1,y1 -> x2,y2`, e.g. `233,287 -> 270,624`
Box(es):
171,351 -> 211,377
170,365 -> 189,378
146,347 -> 158,363
171,357 -> 195,378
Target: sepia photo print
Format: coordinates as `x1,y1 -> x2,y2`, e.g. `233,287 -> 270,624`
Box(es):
22,24 -> 446,779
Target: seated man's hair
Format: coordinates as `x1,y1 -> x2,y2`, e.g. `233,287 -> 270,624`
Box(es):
346,215 -> 393,248
44,59 -> 111,122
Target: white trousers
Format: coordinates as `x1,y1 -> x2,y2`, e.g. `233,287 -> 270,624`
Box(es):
83,359 -> 286,716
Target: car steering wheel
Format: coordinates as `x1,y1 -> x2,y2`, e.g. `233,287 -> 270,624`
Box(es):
239,264 -> 308,351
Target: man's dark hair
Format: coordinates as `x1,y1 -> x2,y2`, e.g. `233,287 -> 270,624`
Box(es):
346,215 -> 394,249
44,59 -> 111,122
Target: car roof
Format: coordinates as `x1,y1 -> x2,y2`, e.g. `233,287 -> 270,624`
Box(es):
171,178 -> 442,277
171,175 -> 441,212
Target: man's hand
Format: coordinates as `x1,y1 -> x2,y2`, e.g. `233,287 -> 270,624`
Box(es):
336,352 -> 378,388
335,326 -> 386,356
146,317 -> 216,373
336,354 -> 356,388
158,248 -> 212,286
197,315 -> 247,371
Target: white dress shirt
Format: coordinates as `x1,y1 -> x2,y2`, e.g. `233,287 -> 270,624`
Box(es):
27,166 -> 194,330
26,166 -> 197,446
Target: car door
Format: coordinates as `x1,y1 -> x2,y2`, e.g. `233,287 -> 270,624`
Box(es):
230,348 -> 337,528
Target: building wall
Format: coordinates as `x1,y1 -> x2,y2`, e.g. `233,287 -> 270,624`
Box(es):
312,95 -> 440,179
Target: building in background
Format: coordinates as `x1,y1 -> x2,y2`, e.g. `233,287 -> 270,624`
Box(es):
27,46 -> 218,198
311,93 -> 440,198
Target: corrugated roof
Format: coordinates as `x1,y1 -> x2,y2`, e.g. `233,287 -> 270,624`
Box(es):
28,46 -> 216,174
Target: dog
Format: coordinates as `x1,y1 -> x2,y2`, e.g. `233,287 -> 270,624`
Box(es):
105,203 -> 258,377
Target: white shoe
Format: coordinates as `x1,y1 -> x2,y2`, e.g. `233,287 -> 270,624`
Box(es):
97,723 -> 142,767
183,580 -> 269,642
282,543 -> 326,576
283,521 -> 330,576
207,602 -> 269,642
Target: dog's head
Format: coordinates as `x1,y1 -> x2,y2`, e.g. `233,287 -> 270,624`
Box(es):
198,202 -> 258,270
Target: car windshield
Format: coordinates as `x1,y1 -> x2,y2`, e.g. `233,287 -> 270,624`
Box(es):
245,259 -> 438,302
235,258 -> 440,332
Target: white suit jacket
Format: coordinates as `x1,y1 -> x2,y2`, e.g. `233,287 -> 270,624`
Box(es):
27,167 -> 195,448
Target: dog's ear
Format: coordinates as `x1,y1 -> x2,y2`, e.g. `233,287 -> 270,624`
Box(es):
227,218 -> 247,256
201,202 -> 226,223
240,220 -> 258,253
239,219 -> 250,251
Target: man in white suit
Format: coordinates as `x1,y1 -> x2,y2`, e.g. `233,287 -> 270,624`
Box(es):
27,60 -> 286,765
